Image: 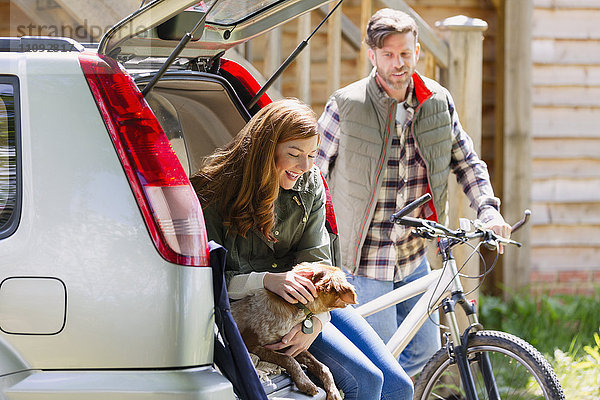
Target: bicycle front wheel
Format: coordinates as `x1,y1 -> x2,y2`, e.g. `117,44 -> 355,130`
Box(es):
414,330 -> 564,400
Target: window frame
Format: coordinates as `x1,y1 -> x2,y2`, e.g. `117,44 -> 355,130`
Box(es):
0,75 -> 21,239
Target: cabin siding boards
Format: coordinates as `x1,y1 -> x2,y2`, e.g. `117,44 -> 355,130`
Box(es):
531,0 -> 600,292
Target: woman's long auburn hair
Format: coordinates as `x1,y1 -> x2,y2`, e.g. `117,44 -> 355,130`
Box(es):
192,98 -> 319,240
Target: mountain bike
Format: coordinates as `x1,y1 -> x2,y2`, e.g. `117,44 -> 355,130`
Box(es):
355,193 -> 565,400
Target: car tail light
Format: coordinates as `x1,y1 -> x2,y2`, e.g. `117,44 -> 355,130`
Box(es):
79,52 -> 209,267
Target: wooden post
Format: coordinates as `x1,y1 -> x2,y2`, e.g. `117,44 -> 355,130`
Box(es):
264,28 -> 282,92
502,0 -> 532,294
436,15 -> 488,325
424,50 -> 436,81
489,0 -> 506,296
359,0 -> 372,79
327,2 -> 342,95
297,12 -> 312,104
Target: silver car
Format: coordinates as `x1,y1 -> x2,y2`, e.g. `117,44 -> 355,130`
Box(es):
0,0 -> 333,398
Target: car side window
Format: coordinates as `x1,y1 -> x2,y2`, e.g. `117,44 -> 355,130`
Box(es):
0,76 -> 20,239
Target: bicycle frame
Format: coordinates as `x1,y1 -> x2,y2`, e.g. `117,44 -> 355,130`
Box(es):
356,196 -> 544,400
355,235 -> 500,400
355,253 -> 471,358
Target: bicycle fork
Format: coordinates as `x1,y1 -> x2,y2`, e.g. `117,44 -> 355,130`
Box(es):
441,258 -> 500,400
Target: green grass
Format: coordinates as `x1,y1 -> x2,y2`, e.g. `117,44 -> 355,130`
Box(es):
480,290 -> 600,399
480,290 -> 600,357
549,335 -> 600,400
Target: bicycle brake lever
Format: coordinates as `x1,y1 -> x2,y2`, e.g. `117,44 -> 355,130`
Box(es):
483,239 -> 497,251
420,229 -> 437,240
490,234 -> 523,248
503,237 -> 523,247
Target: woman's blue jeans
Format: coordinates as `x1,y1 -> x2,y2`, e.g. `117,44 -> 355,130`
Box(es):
347,257 -> 442,376
309,306 -> 413,400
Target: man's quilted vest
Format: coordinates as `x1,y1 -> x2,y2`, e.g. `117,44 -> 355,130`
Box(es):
328,70 -> 453,272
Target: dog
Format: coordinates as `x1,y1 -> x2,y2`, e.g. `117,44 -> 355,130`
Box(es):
230,262 -> 357,400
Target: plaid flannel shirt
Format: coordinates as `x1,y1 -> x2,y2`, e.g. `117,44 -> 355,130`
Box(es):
316,77 -> 501,282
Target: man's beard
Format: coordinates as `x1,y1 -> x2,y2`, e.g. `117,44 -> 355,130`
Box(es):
380,67 -> 411,91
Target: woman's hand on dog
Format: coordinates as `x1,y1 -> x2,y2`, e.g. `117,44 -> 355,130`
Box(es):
264,317 -> 322,357
263,271 -> 317,304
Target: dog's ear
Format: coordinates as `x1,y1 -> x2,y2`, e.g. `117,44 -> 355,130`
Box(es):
294,262 -> 331,284
336,287 -> 357,306
293,262 -> 317,279
326,269 -> 358,306
311,270 -> 327,284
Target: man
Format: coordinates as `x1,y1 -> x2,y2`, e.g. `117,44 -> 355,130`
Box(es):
315,8 -> 511,376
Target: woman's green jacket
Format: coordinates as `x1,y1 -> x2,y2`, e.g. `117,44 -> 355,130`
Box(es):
201,166 -> 331,284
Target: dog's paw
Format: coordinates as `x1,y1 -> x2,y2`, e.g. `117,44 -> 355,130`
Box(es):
326,389 -> 343,400
296,378 -> 319,396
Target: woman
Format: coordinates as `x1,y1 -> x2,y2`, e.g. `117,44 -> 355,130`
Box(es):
192,98 -> 413,400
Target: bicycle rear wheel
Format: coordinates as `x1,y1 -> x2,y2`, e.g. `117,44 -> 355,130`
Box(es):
414,330 -> 564,400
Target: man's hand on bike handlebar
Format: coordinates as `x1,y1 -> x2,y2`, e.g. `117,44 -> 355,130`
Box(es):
390,194 -> 527,252
482,212 -> 512,254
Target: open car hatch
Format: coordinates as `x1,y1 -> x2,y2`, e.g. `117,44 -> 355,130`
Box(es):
98,0 -> 334,60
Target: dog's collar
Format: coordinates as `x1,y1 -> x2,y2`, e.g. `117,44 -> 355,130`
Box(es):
295,302 -> 314,334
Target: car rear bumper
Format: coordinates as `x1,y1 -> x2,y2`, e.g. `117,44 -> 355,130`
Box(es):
4,366 -> 235,399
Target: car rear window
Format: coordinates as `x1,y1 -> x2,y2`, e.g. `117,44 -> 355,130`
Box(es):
0,76 -> 20,239
207,0 -> 283,25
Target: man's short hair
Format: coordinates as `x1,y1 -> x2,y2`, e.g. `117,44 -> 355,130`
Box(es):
366,8 -> 419,49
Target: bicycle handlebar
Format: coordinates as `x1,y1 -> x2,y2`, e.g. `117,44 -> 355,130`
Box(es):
390,193 -> 432,221
511,209 -> 531,233
390,196 -> 528,248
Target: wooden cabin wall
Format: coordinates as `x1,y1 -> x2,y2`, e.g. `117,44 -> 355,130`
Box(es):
529,0 -> 600,295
